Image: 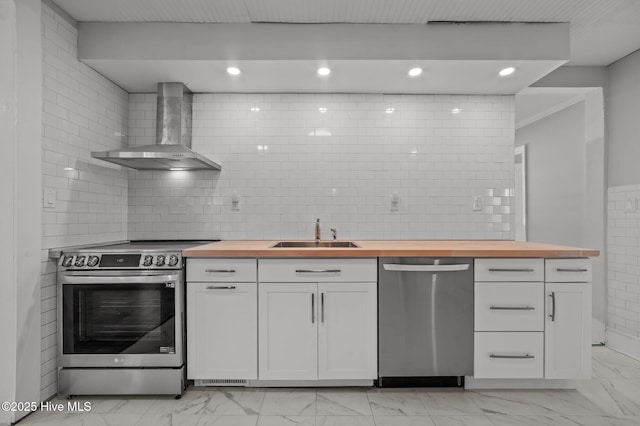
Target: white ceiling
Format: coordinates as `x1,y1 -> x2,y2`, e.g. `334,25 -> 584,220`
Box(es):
53,0 -> 640,66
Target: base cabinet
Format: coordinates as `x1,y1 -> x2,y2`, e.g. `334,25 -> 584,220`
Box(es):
187,282 -> 257,380
473,258 -> 592,382
258,281 -> 377,381
544,282 -> 591,379
318,282 -> 377,380
258,282 -> 318,380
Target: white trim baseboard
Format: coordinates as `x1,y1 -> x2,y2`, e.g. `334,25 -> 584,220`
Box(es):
606,328 -> 640,361
464,377 -> 576,390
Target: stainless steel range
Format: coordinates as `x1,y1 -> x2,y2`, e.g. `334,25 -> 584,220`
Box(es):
55,240 -> 216,397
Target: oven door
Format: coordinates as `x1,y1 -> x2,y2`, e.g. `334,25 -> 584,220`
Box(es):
58,271 -> 184,368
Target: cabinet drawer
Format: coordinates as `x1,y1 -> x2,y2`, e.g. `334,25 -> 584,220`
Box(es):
475,282 -> 544,331
258,258 -> 377,282
187,258 -> 257,282
474,332 -> 543,379
475,259 -> 544,282
545,259 -> 592,282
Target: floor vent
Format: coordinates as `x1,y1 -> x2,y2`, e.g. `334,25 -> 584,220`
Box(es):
195,379 -> 247,387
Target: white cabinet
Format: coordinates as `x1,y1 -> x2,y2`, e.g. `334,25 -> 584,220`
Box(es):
473,258 -> 592,382
258,282 -> 318,380
258,259 -> 377,382
318,283 -> 377,380
473,258 -> 544,379
186,258 -> 258,383
259,281 -> 377,381
544,282 -> 591,379
474,332 -> 544,379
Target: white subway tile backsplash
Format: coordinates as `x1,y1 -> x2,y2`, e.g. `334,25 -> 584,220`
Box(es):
608,184 -> 640,340
40,3 -> 129,400
128,93 -> 515,241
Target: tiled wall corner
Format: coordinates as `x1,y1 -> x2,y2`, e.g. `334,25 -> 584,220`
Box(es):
128,93 -> 515,241
608,184 -> 640,339
40,2 -> 129,400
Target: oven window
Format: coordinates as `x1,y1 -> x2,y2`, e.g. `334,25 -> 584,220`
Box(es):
62,283 -> 176,354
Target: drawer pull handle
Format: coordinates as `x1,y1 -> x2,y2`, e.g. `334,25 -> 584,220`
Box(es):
489,306 -> 535,311
383,264 -> 470,272
488,268 -> 534,272
296,269 -> 341,273
490,354 -> 535,359
206,285 -> 236,290
205,269 -> 236,273
556,268 -> 588,272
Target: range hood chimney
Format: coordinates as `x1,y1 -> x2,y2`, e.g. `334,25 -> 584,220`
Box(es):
91,82 -> 221,171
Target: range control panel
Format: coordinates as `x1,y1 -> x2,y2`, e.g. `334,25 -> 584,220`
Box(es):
59,252 -> 183,270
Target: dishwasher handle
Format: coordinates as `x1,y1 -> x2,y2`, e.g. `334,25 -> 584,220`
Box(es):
383,263 -> 470,272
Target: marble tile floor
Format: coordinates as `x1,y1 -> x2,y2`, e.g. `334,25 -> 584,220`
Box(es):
18,347 -> 640,426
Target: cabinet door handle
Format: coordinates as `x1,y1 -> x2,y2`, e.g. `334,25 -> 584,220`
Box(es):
556,268 -> 588,272
490,354 -> 535,359
489,306 -> 535,311
205,269 -> 236,273
549,292 -> 556,321
311,293 -> 315,324
488,268 -> 534,272
321,292 -> 325,323
296,269 -> 341,273
206,285 -> 236,290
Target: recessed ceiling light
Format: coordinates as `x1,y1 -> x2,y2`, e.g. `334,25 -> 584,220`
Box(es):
226,67 -> 240,75
318,107 -> 328,113
451,108 -> 461,114
499,67 -> 515,77
408,67 -> 423,77
317,67 -> 331,76
385,107 -> 395,114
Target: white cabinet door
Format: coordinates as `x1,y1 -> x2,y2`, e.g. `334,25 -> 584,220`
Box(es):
318,282 -> 377,380
545,282 -> 592,379
259,283 -> 318,380
187,282 -> 257,380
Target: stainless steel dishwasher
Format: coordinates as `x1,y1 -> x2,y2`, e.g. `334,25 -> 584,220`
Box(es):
378,257 -> 473,387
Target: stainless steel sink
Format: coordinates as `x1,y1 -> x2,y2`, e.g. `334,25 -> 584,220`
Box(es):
271,241 -> 360,248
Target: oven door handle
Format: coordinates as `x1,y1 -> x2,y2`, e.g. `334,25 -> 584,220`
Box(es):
60,274 -> 179,284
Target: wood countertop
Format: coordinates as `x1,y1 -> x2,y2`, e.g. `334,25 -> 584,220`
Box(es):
182,240 -> 599,258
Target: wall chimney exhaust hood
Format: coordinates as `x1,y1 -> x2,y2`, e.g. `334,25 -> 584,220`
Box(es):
91,82 -> 221,171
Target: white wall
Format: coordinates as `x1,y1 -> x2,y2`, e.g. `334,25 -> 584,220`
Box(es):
0,1 -> 18,423
1,0 -> 42,423
39,2 -> 129,399
516,102 -> 586,245
606,48 -> 640,358
608,49 -> 640,188
128,93 -> 515,240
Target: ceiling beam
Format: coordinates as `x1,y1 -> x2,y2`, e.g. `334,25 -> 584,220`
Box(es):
78,22 -> 569,62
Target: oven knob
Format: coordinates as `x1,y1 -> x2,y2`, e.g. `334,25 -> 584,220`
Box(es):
142,255 -> 154,267
167,255 -> 179,267
156,255 -> 166,267
87,256 -> 99,267
74,256 -> 86,267
61,255 -> 74,267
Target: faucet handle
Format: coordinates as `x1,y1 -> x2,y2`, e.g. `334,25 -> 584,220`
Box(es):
330,227 -> 337,241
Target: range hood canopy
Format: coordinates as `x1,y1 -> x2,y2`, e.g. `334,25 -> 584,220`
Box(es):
91,82 -> 221,171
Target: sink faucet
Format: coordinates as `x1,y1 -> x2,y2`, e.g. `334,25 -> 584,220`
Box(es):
330,227 -> 337,241
315,218 -> 321,242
